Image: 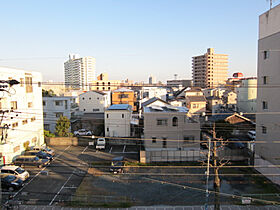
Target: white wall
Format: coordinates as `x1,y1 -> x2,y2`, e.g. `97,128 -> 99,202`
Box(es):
0,67 -> 44,163
79,91 -> 110,113
104,110 -> 131,137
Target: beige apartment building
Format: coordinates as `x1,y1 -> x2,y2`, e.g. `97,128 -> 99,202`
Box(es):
255,4 -> 280,185
90,73 -> 121,91
192,48 -> 228,88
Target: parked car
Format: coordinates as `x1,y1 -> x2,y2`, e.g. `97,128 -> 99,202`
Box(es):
0,174 -> 24,191
227,138 -> 246,149
24,150 -> 53,161
247,131 -> 256,140
96,138 -> 106,150
13,156 -> 50,168
110,156 -> 125,174
74,129 -> 92,136
32,146 -> 55,156
0,165 -> 29,181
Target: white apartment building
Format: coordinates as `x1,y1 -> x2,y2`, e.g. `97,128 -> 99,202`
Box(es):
0,67 -> 44,164
79,91 -> 111,113
255,4 -> 280,185
142,104 -> 201,163
236,78 -> 257,113
105,104 -> 132,137
64,54 -> 96,91
43,96 -> 74,133
142,87 -> 167,101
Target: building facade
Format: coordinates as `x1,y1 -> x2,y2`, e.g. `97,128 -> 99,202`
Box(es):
90,73 -> 121,91
0,67 -> 44,164
192,48 -> 228,88
255,4 -> 280,185
64,54 -> 96,90
43,96 -> 74,133
236,78 -> 257,113
105,104 -> 132,137
142,105 -> 200,162
79,91 -> 111,113
112,88 -> 137,111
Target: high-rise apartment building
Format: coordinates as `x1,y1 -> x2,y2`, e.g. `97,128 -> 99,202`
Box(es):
255,4 -> 280,185
64,54 -> 96,90
192,48 -> 228,88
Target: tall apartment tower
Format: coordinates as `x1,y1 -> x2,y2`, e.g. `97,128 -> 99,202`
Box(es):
64,54 -> 96,90
192,48 -> 228,88
255,4 -> 280,185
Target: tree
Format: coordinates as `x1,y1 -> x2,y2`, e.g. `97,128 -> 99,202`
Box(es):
215,119 -> 234,140
55,116 -> 71,137
42,89 -> 56,97
44,130 -> 55,137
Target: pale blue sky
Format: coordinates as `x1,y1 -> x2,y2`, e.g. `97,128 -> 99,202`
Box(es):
0,0 -> 277,82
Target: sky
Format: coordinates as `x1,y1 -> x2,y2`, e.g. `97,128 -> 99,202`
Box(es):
0,0 -> 277,83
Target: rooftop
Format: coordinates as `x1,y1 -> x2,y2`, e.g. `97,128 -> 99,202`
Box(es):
107,104 -> 132,111
144,104 -> 188,113
187,95 -> 206,102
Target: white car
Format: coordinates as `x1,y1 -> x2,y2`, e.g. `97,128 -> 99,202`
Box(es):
74,129 -> 92,136
0,165 -> 30,181
96,138 -> 106,150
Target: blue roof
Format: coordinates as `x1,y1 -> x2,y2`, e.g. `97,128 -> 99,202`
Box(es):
107,104 -> 132,110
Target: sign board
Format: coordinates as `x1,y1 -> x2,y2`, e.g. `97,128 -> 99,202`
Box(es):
89,141 -> 94,146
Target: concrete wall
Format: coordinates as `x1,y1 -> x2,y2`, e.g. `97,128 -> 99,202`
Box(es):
45,137 -> 90,146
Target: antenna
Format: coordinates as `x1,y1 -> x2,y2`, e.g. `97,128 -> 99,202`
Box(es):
267,0 -> 273,9
174,74 -> 178,80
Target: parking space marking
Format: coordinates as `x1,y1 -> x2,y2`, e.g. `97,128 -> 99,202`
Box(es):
123,145 -> 126,153
109,147 -> 112,153
49,173 -> 73,206
10,145 -> 72,204
81,146 -> 88,154
53,145 -> 71,161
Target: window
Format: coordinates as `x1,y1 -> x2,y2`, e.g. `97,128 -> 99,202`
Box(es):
31,117 -> 36,122
122,114 -> 124,118
12,122 -> 18,128
262,101 -> 268,110
28,102 -> 33,108
20,78 -> 24,87
65,100 -> 68,109
38,82 -> 41,87
82,97 -> 85,100
172,117 -> 178,126
162,137 -> 167,148
262,126 -> 267,134
89,97 -> 91,100
107,114 -> 109,118
43,113 -> 46,118
22,120 -> 28,125
264,50 -> 270,59
184,136 -> 195,143
107,127 -> 109,132
119,94 -> 128,99
55,101 -> 63,106
108,87 -> 111,90
157,119 -> 168,126
11,101 -> 17,110
44,124 -> 50,130
93,109 -> 99,112
263,76 -> 268,85
152,137 -> 157,143
25,75 -> 33,93
43,101 -> 46,106
55,112 -> 63,118
83,109 -> 86,111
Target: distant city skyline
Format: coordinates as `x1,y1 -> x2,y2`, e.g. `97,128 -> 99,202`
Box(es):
0,0 -> 278,82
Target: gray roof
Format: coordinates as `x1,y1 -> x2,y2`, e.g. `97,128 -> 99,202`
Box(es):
107,104 -> 132,110
187,96 -> 206,102
144,105 -> 188,113
142,97 -> 169,107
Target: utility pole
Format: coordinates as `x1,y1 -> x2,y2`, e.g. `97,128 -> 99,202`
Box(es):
204,130 -> 211,210
213,124 -> 220,210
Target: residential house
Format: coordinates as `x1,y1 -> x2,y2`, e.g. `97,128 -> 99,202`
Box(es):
112,88 -> 137,111
91,73 -> 121,91
222,90 -> 237,111
43,96 -> 74,133
0,67 -> 44,164
105,104 -> 132,137
79,91 -> 111,113
142,104 -> 201,163
206,96 -> 224,113
186,95 -> 207,115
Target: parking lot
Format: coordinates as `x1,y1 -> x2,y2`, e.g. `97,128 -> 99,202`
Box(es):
3,144 -> 280,208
